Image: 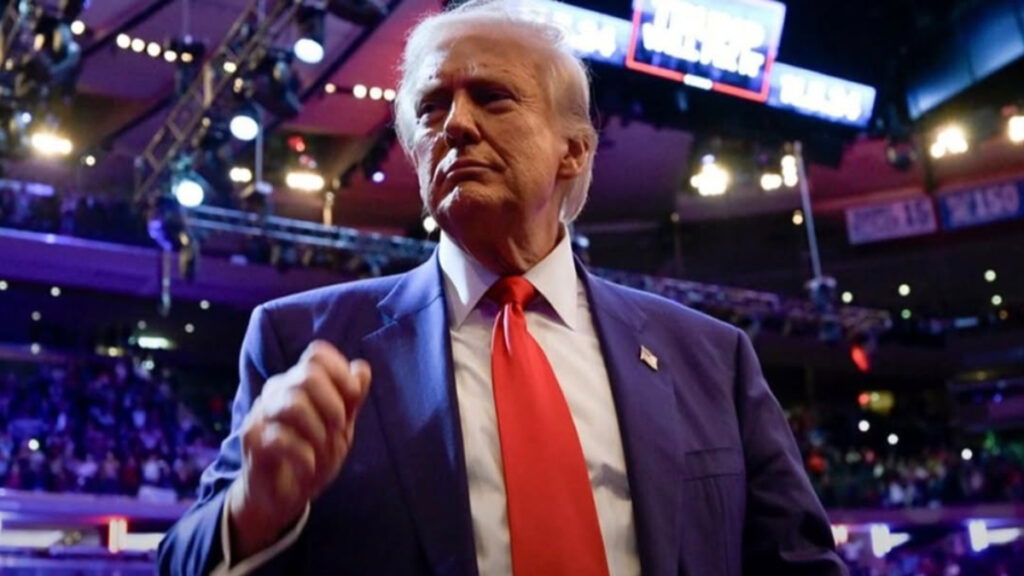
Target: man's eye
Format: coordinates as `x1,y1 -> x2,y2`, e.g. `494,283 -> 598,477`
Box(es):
417,101 -> 444,117
481,90 -> 512,104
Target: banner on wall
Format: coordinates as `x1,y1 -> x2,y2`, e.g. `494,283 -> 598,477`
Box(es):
845,197 -> 939,245
938,180 -> 1024,230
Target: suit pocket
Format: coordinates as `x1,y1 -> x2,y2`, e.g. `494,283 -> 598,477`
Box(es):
680,447 -> 744,481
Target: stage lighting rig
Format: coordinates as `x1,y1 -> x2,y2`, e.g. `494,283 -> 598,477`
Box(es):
294,4 -> 326,64
248,48 -> 302,119
327,0 -> 387,26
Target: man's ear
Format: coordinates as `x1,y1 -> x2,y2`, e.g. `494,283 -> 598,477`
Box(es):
557,133 -> 590,180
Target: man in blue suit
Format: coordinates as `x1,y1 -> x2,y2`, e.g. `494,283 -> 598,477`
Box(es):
158,1 -> 846,574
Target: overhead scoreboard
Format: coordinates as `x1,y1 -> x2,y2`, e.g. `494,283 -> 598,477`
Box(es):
520,0 -> 876,128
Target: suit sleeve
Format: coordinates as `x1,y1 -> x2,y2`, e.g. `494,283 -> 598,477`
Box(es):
157,304 -> 307,576
733,330 -> 848,576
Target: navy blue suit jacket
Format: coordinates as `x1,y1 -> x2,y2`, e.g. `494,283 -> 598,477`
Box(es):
158,255 -> 846,575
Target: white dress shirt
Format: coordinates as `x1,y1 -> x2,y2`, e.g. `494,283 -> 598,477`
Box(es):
214,231 -> 640,576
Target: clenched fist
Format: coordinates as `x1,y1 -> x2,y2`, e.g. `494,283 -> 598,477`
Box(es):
226,340 -> 372,561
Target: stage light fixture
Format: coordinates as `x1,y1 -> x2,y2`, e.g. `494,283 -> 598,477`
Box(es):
173,176 -> 206,208
898,283 -> 910,297
131,38 -> 145,53
70,20 -> 86,36
369,86 -> 383,100
961,448 -> 973,461
286,170 -> 325,192
326,0 -> 388,26
30,131 -> 73,156
858,420 -> 870,432
887,433 -> 899,446
324,82 -> 337,94
759,172 -> 782,191
24,14 -> 82,91
841,291 -> 853,304
229,166 -> 253,183
83,154 -> 95,166
371,170 -> 385,183
984,269 -> 997,283
249,49 -> 302,118
423,215 -> 438,234
689,155 -> 729,197
383,88 -> 396,101
791,210 -> 804,226
781,153 -> 798,187
353,84 -> 367,99
294,5 -> 326,64
1009,115 -> 1024,144
164,50 -> 178,63
116,34 -> 131,49
991,294 -> 1003,306
229,106 -> 260,141
147,42 -> 162,58
929,125 -> 969,159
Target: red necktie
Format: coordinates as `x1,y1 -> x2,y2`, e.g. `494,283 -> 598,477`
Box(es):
487,276 -> 609,576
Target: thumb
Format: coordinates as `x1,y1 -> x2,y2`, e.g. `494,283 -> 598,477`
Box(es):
345,359 -> 372,435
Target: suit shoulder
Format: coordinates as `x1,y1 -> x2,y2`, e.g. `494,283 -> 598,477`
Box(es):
259,273 -> 401,315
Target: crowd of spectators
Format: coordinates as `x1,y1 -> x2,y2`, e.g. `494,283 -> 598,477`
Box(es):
0,357 -> 224,501
789,413 -> 1024,510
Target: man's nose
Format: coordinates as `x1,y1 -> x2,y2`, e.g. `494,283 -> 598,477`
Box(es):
442,94 -> 481,146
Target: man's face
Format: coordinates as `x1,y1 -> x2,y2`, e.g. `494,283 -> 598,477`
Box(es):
405,31 -> 581,249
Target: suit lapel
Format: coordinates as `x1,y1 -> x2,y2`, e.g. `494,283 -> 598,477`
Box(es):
581,266 -> 683,576
361,257 -> 478,576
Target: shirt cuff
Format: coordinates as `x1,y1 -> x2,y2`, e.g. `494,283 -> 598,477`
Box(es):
210,498 -> 311,576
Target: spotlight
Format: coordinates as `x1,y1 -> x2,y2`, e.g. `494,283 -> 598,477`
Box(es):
30,131 -> 73,156
991,294 -> 1003,306
324,82 -> 337,94
369,86 -> 383,100
229,166 -> 253,183
961,448 -> 973,461
929,125 -> 969,159
353,84 -> 367,99
383,88 -> 396,101
791,210 -> 804,226
164,50 -> 178,63
858,420 -> 870,433
759,172 -> 782,191
326,0 -> 388,26
689,155 -> 729,197
984,269 -> 997,283
285,170 -> 325,192
841,291 -> 853,304
250,49 -> 302,118
229,106 -> 260,141
781,154 -> 798,187
170,157 -> 210,208
887,433 -> 899,446
422,215 -> 438,234
70,20 -> 86,36
116,33 -> 131,49
23,14 -> 82,93
1009,115 -> 1024,144
131,38 -> 145,53
294,5 -> 326,64
371,170 -> 385,183
147,41 -> 162,58
173,176 -> 206,208
898,283 -> 911,297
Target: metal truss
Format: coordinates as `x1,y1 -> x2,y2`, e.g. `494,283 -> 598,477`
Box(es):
186,206 -> 893,338
134,0 -> 303,201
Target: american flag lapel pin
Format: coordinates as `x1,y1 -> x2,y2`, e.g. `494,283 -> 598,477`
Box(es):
639,345 -> 659,372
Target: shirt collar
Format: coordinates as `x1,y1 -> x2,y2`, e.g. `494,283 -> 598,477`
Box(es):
438,229 -> 579,331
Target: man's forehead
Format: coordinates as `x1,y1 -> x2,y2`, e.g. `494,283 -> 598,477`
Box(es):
411,32 -> 540,90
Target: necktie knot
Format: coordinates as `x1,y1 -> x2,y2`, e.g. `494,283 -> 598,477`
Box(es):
487,276 -> 536,309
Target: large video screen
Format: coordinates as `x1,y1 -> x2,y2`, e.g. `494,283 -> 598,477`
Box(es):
625,0 -> 787,102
